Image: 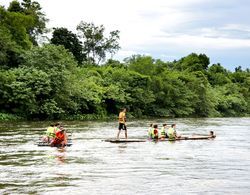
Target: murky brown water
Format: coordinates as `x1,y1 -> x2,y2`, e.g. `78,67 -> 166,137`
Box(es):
0,118 -> 250,194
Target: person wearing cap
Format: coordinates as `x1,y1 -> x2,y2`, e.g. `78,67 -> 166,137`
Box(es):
50,126 -> 68,146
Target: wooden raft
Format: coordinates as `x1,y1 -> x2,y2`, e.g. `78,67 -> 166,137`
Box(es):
104,135 -> 216,143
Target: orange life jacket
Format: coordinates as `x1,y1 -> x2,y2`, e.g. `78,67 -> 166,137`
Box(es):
53,131 -> 65,144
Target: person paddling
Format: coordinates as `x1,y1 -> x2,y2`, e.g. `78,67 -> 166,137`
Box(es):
117,108 -> 127,139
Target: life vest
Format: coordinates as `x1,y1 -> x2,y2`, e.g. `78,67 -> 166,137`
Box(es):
160,127 -> 166,136
167,127 -> 175,139
151,128 -> 158,139
53,131 -> 65,144
46,127 -> 55,138
148,127 -> 153,137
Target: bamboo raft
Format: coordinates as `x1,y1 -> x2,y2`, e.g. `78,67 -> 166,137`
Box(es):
104,135 -> 216,143
104,139 -> 147,143
36,142 -> 73,147
36,138 -> 73,147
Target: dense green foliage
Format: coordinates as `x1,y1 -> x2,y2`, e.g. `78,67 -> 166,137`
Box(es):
51,27 -> 85,64
0,0 -> 249,120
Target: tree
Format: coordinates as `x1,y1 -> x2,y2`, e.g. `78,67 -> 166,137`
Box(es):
77,21 -> 120,64
0,26 -> 22,69
0,6 -> 34,50
21,0 -> 48,45
126,55 -> 156,75
7,0 -> 24,12
215,83 -> 248,116
19,44 -> 79,118
174,53 -> 210,72
51,27 -> 85,64
7,0 -> 48,45
207,63 -> 231,86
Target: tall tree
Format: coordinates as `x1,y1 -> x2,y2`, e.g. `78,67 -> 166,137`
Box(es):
0,6 -> 34,50
7,0 -> 24,12
51,27 -> 85,64
7,0 -> 48,45
77,21 -> 120,64
0,26 -> 22,69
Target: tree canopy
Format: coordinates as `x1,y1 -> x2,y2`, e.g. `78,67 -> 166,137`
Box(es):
77,21 -> 120,64
51,27 -> 85,64
0,0 -> 249,120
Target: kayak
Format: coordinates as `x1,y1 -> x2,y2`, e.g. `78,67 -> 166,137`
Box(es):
104,135 -> 216,143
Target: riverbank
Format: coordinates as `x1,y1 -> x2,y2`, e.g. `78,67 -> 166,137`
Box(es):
1,111 -> 249,122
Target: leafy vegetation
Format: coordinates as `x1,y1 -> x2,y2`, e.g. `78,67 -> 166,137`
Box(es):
0,0 -> 249,121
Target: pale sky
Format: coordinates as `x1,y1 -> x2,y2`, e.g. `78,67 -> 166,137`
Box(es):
2,0 -> 250,70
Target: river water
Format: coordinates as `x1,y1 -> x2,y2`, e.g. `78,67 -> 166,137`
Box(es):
0,118 -> 250,195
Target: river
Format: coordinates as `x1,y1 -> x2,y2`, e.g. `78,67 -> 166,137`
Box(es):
0,118 -> 250,194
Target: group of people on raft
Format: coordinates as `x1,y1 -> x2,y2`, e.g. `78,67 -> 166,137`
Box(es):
148,123 -> 181,140
116,108 -> 181,140
42,122 -> 68,146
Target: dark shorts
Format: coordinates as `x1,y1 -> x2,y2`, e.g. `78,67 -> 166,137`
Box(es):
118,123 -> 127,130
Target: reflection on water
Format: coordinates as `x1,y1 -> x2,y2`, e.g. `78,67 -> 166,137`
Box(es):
55,148 -> 66,164
0,118 -> 250,194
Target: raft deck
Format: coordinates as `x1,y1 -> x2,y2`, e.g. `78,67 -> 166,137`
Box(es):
104,135 -> 216,143
36,142 -> 73,147
104,139 -> 146,143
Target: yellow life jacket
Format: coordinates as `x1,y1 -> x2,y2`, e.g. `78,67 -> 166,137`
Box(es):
148,128 -> 153,137
161,127 -> 166,136
46,127 -> 55,138
167,127 -> 175,140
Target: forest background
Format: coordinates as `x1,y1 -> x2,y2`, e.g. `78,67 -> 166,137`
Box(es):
0,0 -> 249,121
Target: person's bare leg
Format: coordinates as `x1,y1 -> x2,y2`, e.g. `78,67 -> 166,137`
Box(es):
125,130 -> 128,139
117,130 -> 121,139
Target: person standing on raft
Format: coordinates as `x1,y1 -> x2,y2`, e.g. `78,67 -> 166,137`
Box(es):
117,108 -> 127,139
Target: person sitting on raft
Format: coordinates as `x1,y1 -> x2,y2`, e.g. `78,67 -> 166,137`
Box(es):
167,124 -> 181,140
50,127 -> 68,147
210,131 -> 215,137
148,123 -> 153,138
160,124 -> 169,139
43,123 -> 56,143
150,124 -> 159,140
